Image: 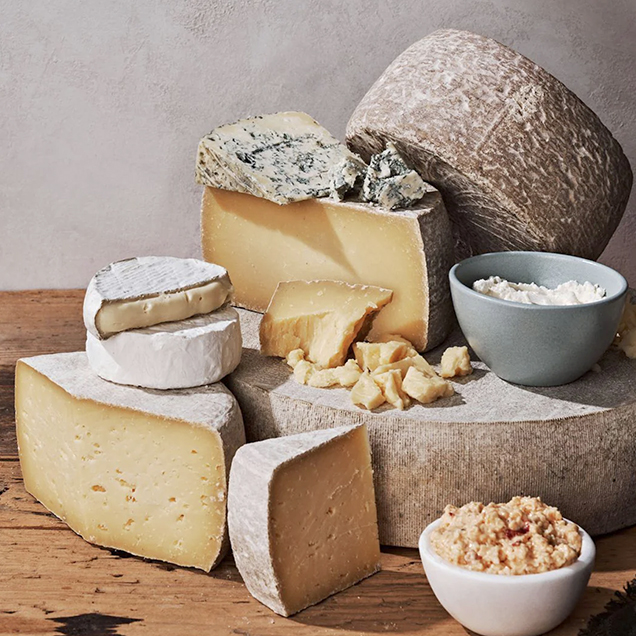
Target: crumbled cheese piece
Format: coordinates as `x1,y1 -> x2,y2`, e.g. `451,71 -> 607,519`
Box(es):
332,359 -> 364,387
350,373 -> 386,410
293,360 -> 316,385
440,346 -> 473,378
372,354 -> 436,379
402,367 -> 454,404
353,341 -> 415,372
616,298 -> 636,359
286,349 -> 306,369
373,369 -> 410,410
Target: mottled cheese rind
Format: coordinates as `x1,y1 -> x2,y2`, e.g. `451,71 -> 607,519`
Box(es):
201,187 -> 454,351
227,425 -> 381,617
260,280 -> 393,368
84,256 -> 232,339
15,352 -> 245,571
347,29 -> 633,260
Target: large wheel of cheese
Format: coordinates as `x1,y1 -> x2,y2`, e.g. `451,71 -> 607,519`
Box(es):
346,29 -> 633,260
227,309 -> 636,548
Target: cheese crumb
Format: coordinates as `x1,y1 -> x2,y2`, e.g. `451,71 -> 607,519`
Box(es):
373,369 -> 410,410
350,373 -> 386,410
402,367 -> 454,404
293,360 -> 316,385
286,349 -> 306,369
615,299 -> 636,359
440,346 -> 473,378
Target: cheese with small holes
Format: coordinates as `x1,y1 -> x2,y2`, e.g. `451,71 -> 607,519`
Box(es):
84,256 -> 233,339
202,187 -> 454,351
15,352 -> 245,571
86,305 -> 242,390
347,29 -> 633,259
196,111 -> 366,204
260,280 -> 393,368
227,424 -> 380,616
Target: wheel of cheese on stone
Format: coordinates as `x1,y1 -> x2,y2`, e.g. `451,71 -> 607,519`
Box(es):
15,352 -> 245,571
227,424 -> 381,617
86,305 -> 242,390
346,29 -> 633,259
84,256 -> 233,339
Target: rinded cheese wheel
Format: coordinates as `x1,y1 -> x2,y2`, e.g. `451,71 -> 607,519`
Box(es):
347,29 -> 633,260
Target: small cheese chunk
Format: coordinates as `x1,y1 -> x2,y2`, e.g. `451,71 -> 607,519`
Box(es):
402,367 -> 454,404
293,360 -> 316,385
285,349 -> 306,369
260,280 -> 393,368
353,341 -> 415,372
350,373 -> 386,410
307,360 -> 364,389
202,187 -> 455,351
15,353 -> 244,571
440,346 -> 473,378
228,425 -> 381,617
372,354 -> 436,379
374,369 -> 410,410
372,333 -> 415,346
616,299 -> 636,359
84,256 -> 232,339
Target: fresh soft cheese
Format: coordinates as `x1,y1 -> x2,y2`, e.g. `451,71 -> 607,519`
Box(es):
15,352 -> 245,571
86,305 -> 242,389
84,256 -> 232,339
228,424 -> 380,617
473,276 -> 606,305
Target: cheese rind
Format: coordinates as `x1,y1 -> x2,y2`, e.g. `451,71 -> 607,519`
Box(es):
260,280 -> 393,368
347,29 -> 633,260
86,305 -> 242,390
227,425 -> 380,617
196,111 -> 365,204
84,256 -> 232,339
15,352 -> 245,571
202,187 -> 454,351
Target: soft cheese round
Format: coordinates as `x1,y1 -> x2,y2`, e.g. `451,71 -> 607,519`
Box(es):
346,29 -> 632,260
84,256 -> 233,339
86,305 -> 242,390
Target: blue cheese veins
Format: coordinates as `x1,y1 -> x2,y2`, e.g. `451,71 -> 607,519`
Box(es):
362,142 -> 433,209
196,112 -> 366,205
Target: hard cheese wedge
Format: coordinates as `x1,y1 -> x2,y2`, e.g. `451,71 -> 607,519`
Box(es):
201,187 -> 454,351
15,352 -> 245,571
260,280 -> 392,368
84,256 -> 233,339
228,424 -> 381,617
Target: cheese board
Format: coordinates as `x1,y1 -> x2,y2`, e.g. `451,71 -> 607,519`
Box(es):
228,307 -> 636,548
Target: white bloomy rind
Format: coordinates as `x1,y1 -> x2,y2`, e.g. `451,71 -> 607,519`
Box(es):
86,305 -> 242,390
84,256 -> 233,339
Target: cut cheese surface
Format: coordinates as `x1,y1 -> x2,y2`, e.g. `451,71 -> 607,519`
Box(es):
15,353 -> 245,571
260,280 -> 392,368
84,256 -> 232,339
347,29 -> 633,260
201,187 -> 454,351
228,424 -> 380,617
86,305 -> 242,390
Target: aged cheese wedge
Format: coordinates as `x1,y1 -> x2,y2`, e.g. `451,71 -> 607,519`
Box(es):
260,280 -> 393,368
202,187 -> 454,351
86,305 -> 242,390
227,424 -> 380,617
347,29 -> 633,259
196,111 -> 366,204
84,256 -> 233,339
15,353 -> 245,571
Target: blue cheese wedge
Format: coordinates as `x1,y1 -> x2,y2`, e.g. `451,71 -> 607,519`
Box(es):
196,112 -> 366,204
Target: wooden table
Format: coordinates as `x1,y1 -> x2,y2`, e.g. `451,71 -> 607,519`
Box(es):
1,290 -> 633,636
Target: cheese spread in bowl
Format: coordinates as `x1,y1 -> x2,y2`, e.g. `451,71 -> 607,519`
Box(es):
419,497 -> 595,636
430,496 -> 581,575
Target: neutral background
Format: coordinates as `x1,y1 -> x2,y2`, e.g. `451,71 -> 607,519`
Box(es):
1,0 -> 634,290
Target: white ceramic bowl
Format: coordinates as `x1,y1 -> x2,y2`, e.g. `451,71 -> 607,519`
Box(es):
419,518 -> 595,636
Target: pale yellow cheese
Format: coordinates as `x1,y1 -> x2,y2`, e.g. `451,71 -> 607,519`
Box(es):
293,359 -> 316,384
353,341 -> 415,372
15,353 -> 244,571
201,187 -> 454,351
402,367 -> 454,404
616,299 -> 636,359
260,280 -> 392,368
373,369 -> 410,410
228,425 -> 381,617
285,348 -> 306,369
350,373 -> 386,410
440,346 -> 473,378
372,354 -> 436,379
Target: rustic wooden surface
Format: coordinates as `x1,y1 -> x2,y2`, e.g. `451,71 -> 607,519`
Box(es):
0,290 -> 634,636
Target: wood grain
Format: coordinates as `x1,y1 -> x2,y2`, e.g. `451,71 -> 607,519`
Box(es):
0,290 -> 634,636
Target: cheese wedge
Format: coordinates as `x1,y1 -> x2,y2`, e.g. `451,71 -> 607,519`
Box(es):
201,187 -> 454,351
84,256 -> 232,339
15,353 -> 245,571
260,280 -> 393,368
228,425 -> 380,616
86,305 -> 242,390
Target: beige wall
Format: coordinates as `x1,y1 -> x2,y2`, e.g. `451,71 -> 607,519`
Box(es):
1,0 -> 634,289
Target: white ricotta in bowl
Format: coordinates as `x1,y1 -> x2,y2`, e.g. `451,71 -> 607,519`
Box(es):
473,276 -> 606,305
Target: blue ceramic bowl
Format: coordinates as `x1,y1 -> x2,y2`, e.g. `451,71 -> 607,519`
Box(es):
449,252 -> 627,386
